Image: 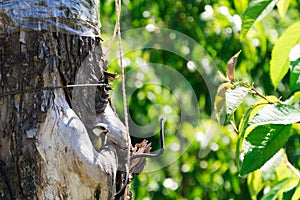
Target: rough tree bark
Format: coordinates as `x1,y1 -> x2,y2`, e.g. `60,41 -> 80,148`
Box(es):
0,1 -> 148,199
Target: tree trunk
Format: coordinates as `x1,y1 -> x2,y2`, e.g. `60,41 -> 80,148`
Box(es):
0,1 -> 145,199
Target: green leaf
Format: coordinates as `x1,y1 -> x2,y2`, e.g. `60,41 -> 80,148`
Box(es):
277,0 -> 292,17
270,21 -> 300,88
241,0 -> 280,38
290,59 -> 300,92
248,104 -> 300,127
225,84 -> 250,115
261,178 -> 289,200
236,106 -> 254,168
233,0 -> 249,13
240,124 -> 291,175
289,44 -> 300,92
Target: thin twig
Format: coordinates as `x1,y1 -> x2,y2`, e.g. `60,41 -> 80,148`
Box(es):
250,87 -> 279,104
116,0 -> 128,132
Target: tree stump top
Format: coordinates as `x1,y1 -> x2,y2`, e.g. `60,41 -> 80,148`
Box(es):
0,0 -> 101,37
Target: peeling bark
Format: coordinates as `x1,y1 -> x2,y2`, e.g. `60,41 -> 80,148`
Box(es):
36,79 -> 119,199
0,27 -> 127,199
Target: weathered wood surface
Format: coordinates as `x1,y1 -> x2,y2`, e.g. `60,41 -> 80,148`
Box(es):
0,28 -> 129,199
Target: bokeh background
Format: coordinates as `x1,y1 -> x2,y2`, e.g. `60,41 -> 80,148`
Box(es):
99,1 -> 300,199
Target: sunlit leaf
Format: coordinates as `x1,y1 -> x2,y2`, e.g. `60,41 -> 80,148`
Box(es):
225,84 -> 250,115
247,170 -> 264,199
248,104 -> 300,127
261,149 -> 284,181
214,82 -> 232,123
289,44 -> 300,61
270,21 -> 300,88
233,0 -> 249,13
241,0 -> 280,38
227,50 -> 242,81
274,153 -> 300,187
214,83 -> 250,125
277,0 -> 292,18
240,124 -> 291,175
261,178 -> 289,200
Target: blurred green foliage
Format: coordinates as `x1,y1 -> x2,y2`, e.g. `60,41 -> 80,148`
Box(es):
99,0 -> 300,199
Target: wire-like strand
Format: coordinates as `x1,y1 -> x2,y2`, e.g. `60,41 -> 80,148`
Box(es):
114,163 -> 129,200
116,0 -> 128,132
0,83 -> 107,98
131,118 -> 165,159
116,0 -> 131,199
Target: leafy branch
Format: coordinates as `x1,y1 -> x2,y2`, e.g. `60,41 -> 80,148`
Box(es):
215,49 -> 300,198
